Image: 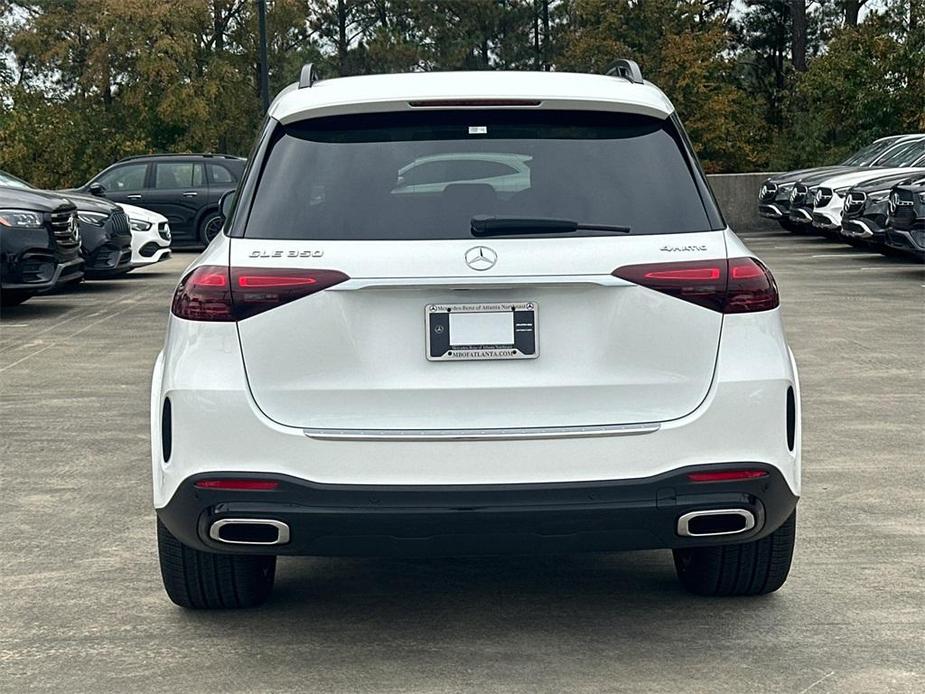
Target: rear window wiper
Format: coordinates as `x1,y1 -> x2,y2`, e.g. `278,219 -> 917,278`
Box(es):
471,215 -> 631,237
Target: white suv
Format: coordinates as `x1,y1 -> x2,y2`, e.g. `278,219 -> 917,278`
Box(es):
152,65 -> 801,608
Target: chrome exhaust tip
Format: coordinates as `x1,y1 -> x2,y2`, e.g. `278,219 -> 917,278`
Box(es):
677,509 -> 756,538
209,518 -> 290,546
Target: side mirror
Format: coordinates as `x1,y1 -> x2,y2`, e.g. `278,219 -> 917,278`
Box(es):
88,182 -> 106,196
219,190 -> 236,219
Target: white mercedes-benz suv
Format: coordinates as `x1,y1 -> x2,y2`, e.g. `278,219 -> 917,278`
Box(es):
152,64 -> 801,608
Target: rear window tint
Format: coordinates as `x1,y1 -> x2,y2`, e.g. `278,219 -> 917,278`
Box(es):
244,110 -> 716,240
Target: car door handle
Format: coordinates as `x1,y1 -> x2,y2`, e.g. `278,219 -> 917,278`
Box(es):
126,194 -> 142,200
182,191 -> 198,198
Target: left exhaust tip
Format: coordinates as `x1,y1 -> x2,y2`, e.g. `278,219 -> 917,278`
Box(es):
677,509 -> 756,537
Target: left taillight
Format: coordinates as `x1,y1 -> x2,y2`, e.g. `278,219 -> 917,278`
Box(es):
611,257 -> 779,314
171,265 -> 349,321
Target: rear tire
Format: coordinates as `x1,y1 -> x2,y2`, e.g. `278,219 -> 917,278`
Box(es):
673,510 -> 796,596
198,211 -> 224,246
156,518 -> 276,609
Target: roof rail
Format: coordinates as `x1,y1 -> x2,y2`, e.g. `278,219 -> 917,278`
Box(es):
117,153 -> 244,162
299,63 -> 320,89
606,59 -> 644,85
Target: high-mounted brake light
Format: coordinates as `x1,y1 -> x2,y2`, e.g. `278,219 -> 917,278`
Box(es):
171,266 -> 349,321
687,470 -> 769,483
611,257 -> 779,313
194,479 -> 280,490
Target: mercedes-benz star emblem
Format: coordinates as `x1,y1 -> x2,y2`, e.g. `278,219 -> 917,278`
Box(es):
465,246 -> 497,271
70,214 -> 80,243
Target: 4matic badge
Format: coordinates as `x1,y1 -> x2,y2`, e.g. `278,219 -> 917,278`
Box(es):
660,244 -> 707,252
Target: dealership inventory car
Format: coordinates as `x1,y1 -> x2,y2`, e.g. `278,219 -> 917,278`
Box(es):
70,153 -> 244,247
841,172 -> 925,246
885,178 -> 925,259
120,203 -> 171,269
0,187 -> 83,306
789,136 -> 925,232
0,168 -> 132,279
757,134 -> 920,229
152,65 -> 801,608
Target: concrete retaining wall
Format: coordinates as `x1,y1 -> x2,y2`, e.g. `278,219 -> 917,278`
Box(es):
707,173 -> 782,232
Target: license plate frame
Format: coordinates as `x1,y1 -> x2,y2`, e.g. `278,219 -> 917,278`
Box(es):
426,302 -> 538,361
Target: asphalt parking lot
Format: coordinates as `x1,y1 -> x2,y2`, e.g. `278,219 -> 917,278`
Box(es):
1,231 -> 923,693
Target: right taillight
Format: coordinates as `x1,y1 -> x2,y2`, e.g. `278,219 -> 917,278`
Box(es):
611,257 -> 779,313
171,265 -> 349,321
725,257 -> 779,313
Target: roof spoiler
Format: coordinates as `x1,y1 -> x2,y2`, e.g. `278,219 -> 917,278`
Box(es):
299,63 -> 320,89
606,59 -> 644,85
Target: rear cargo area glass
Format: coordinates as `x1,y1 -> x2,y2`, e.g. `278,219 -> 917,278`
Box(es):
244,110 -> 714,239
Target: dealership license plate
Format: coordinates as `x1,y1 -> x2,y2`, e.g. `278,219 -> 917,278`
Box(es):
426,302 -> 538,361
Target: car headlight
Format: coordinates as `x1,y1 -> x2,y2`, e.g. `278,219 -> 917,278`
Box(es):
77,211 -> 108,226
868,190 -> 889,202
834,187 -> 850,195
919,192 -> 925,204
130,218 -> 153,232
0,209 -> 44,228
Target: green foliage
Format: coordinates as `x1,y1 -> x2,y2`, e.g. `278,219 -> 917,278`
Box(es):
0,0 -> 921,187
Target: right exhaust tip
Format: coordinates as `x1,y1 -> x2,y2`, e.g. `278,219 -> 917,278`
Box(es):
209,518 -> 290,545
677,509 -> 756,537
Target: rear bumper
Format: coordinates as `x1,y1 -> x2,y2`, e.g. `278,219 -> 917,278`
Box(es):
157,463 -> 799,557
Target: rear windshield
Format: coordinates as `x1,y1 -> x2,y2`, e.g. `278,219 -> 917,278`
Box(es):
243,110 -> 717,240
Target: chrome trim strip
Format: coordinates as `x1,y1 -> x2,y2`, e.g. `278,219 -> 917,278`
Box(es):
758,204 -> 783,219
331,274 -> 631,290
303,422 -> 661,441
676,509 -> 756,537
209,518 -> 290,545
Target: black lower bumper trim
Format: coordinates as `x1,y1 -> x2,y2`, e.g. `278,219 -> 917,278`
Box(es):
156,464 -> 799,557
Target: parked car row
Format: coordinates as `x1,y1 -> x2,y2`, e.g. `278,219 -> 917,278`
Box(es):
757,134 -> 925,260
0,153 -> 244,307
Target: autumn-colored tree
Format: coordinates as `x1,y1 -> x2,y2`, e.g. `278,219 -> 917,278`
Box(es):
0,0 -> 921,185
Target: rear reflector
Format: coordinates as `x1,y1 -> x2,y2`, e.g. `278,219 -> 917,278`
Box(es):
171,266 -> 349,321
612,257 -> 779,313
194,479 -> 280,490
687,470 -> 769,483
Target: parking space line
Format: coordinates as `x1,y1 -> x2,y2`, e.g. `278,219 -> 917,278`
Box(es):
0,290 -> 148,373
810,253 -> 882,258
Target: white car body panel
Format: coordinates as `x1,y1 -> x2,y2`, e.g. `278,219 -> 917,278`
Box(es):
152,230 -> 801,508
120,202 -> 171,267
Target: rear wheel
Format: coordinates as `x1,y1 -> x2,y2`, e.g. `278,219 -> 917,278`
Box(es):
673,510 -> 796,596
198,211 -> 224,246
156,518 -> 276,609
